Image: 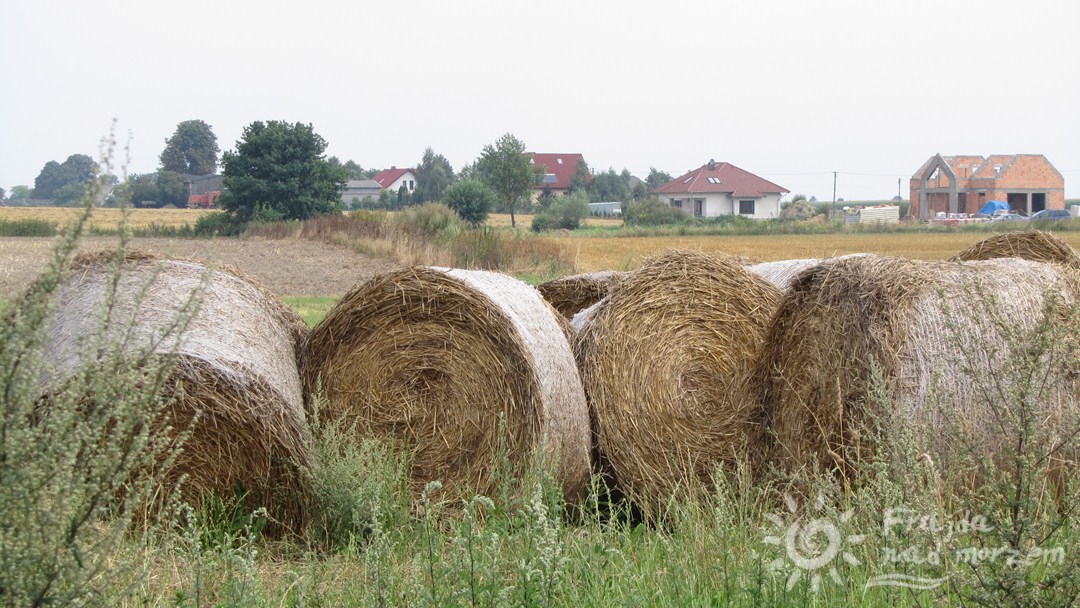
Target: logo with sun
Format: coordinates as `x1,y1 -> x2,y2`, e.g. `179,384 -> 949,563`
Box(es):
764,494 -> 865,593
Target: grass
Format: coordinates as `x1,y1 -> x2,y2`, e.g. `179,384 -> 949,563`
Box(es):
281,295 -> 339,326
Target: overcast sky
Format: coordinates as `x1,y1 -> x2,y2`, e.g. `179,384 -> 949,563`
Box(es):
2,0 -> 1078,201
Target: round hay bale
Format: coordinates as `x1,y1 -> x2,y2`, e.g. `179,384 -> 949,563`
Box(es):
758,254 -> 1080,485
575,249 -> 782,514
951,229 -> 1080,269
748,258 -> 822,290
537,271 -> 628,319
42,250 -> 312,531
301,267 -> 592,503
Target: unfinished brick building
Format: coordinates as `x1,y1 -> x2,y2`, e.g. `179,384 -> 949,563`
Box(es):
909,153 -> 1065,220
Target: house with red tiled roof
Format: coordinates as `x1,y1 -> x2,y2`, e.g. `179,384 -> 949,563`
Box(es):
530,153 -> 587,199
651,160 -> 788,219
371,166 -> 417,194
909,153 -> 1064,220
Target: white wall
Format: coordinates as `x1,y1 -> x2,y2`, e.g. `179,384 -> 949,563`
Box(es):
385,171 -> 418,193
660,193 -> 783,219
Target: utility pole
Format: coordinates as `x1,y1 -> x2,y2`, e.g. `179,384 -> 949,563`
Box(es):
832,171 -> 837,217
898,177 -> 901,201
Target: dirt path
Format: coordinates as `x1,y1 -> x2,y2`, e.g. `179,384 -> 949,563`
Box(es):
0,236 -> 400,297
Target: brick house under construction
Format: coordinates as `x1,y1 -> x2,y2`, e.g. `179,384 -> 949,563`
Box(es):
909,153 -> 1065,220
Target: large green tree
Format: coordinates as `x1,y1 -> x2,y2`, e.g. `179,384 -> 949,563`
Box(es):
414,147 -> 455,203
220,121 -> 347,222
645,167 -> 674,190
477,133 -> 541,227
33,154 -> 97,200
160,120 -> 220,175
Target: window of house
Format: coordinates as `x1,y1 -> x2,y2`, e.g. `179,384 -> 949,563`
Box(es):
408,180 -> 415,190
671,199 -> 683,209
707,177 -> 721,184
739,200 -> 755,215
557,158 -> 563,164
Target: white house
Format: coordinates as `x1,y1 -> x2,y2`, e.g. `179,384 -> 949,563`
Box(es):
371,166 -> 417,194
651,160 -> 788,219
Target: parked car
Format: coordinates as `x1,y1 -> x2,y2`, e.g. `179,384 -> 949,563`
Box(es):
989,213 -> 1023,223
1029,209 -> 1072,221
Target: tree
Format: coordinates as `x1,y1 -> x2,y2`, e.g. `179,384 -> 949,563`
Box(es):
9,185 -> 32,202
328,157 -> 370,180
156,170 -> 188,207
591,167 -> 631,203
568,158 -> 592,196
160,120 -> 219,175
444,179 -> 497,225
477,133 -> 541,227
414,147 -> 455,203
33,154 -> 97,200
532,190 -> 589,232
0,186 -> 5,201
645,167 -> 673,190
220,121 -> 348,222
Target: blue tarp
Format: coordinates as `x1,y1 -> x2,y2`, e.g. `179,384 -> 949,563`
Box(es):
978,200 -> 1010,215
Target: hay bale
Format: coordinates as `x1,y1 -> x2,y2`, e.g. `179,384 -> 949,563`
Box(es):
748,258 -> 823,290
301,267 -> 592,502
758,254 -> 1080,484
575,249 -> 782,514
41,250 -> 312,530
537,271 -> 628,319
952,229 -> 1080,269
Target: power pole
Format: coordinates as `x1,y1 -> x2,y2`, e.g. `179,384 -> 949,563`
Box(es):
897,177 -> 901,201
832,171 -> 837,216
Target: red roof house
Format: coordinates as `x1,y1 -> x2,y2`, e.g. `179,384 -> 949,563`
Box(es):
651,160 -> 788,219
371,166 -> 417,194
530,153 -> 587,198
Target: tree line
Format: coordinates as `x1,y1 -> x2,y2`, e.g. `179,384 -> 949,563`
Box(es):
5,120 -> 676,231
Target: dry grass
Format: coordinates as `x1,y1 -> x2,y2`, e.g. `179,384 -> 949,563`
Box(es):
546,231 -> 1080,273
301,266 -> 592,503
485,212 -> 623,228
0,206 -> 213,230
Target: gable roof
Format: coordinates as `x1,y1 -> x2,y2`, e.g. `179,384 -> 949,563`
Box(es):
530,153 -> 586,190
371,167 -> 416,188
651,161 -> 788,198
911,154 -> 1062,181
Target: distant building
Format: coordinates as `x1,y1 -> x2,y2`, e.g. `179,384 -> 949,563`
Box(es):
371,167 -> 417,194
650,160 -> 788,219
341,179 -> 381,206
909,154 -> 1065,220
530,153 -> 587,199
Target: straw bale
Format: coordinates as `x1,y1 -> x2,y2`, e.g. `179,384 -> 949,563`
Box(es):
574,249 -> 782,514
952,229 -> 1080,269
748,259 -> 822,290
301,266 -> 592,502
537,271 -> 628,319
42,250 -> 312,531
758,254 -> 1080,484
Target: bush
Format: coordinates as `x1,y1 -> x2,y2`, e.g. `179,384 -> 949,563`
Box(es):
194,211 -> 244,236
444,179 -> 497,226
394,202 -> 464,239
0,218 -> 57,237
531,191 -> 589,232
623,196 -> 687,226
1,177 -> 194,605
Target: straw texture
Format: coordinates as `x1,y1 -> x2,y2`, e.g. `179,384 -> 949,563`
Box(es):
538,271 -> 628,319
757,254 -> 1080,483
574,249 -> 781,514
42,251 -> 312,531
952,229 -> 1080,269
301,266 -> 592,502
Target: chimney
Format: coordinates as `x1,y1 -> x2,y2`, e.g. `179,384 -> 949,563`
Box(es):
708,159 -> 716,171
391,165 -> 396,170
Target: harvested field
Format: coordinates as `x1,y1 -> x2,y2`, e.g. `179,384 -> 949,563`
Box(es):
546,231 -> 1080,273
0,206 -> 214,230
575,250 -> 781,515
302,267 -> 592,503
757,254 -> 1080,486
0,236 -> 399,298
